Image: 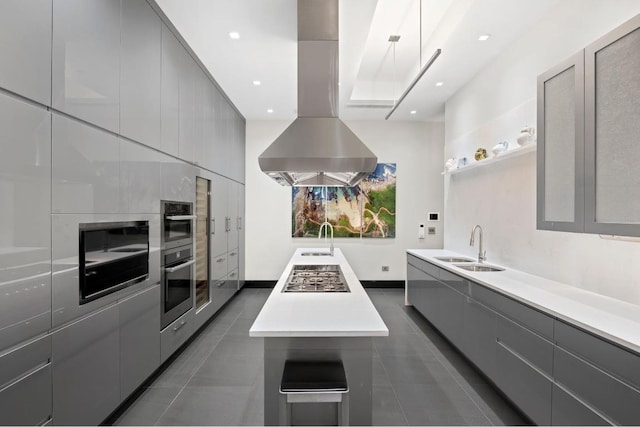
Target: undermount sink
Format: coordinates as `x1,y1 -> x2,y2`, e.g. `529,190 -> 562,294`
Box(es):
454,263 -> 504,272
301,252 -> 332,256
435,256 -> 475,263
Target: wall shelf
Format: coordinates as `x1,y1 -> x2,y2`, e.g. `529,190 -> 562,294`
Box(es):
442,143 -> 537,175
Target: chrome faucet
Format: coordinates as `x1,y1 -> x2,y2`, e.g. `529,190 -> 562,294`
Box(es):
470,225 -> 486,263
318,221 -> 334,256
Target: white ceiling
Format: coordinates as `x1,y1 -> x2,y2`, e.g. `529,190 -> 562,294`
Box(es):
155,0 -> 559,122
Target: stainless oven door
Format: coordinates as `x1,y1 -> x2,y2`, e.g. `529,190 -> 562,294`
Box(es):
163,215 -> 196,250
161,257 -> 195,330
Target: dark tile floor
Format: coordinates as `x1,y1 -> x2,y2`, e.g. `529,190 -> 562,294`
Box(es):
112,288 -> 528,426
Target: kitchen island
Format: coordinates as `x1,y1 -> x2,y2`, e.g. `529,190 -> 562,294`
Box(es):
250,248 -> 388,425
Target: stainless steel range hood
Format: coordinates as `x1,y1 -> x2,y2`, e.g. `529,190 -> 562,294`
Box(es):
258,0 -> 377,187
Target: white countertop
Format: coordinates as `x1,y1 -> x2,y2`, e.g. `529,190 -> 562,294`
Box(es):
249,248 -> 389,338
408,249 -> 640,354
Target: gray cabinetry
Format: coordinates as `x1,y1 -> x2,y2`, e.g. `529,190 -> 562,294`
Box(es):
161,308 -> 195,363
537,51 -> 585,233
160,25 -> 181,157
119,284 -> 161,401
584,14 -> 640,236
120,0 -> 161,149
552,384 -> 610,426
0,0 -> 52,105
52,0 -> 120,133
178,49 -> 197,163
52,303 -> 120,426
462,298 -> 496,379
0,93 -> 52,351
0,335 -> 52,426
538,14 -> 640,237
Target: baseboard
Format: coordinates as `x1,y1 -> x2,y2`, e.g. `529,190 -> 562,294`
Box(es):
243,280 -> 404,289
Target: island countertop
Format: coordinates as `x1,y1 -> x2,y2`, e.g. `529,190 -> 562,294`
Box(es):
249,248 -> 389,338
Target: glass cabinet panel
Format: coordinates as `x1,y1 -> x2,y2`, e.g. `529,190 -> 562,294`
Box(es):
195,176 -> 210,310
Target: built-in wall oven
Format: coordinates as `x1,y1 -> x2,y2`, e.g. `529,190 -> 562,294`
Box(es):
79,221 -> 149,304
161,201 -> 196,329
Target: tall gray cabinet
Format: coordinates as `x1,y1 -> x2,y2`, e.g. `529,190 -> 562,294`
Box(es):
0,0 -> 245,425
538,13 -> 640,236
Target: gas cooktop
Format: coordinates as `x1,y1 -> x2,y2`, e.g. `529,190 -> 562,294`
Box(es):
283,264 -> 350,293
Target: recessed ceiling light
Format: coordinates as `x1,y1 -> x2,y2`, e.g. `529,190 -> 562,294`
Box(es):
252,80 -> 261,86
267,108 -> 273,113
410,110 -> 417,115
478,34 -> 490,41
229,32 -> 240,39
435,82 -> 444,87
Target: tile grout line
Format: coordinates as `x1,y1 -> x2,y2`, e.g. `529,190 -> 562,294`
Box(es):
372,339 -> 411,426
153,304 -> 246,425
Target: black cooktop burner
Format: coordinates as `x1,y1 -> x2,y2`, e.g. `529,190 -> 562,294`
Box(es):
283,265 -> 350,292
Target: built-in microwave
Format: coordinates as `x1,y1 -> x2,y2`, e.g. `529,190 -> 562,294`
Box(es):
79,221 -> 149,305
162,201 -> 197,250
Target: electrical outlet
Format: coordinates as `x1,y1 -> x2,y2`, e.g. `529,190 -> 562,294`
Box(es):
428,227 -> 436,235
382,266 -> 389,272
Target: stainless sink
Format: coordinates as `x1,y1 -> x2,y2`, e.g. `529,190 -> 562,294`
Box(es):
301,252 -> 332,256
454,263 -> 504,272
435,256 -> 474,263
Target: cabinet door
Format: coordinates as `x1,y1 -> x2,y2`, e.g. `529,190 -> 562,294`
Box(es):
160,25 -> 181,157
119,285 -> 160,401
462,297 -> 497,380
178,49 -> 196,163
52,304 -> 120,426
238,184 -> 245,288
0,0 -> 52,105
0,94 -> 51,351
210,174 -> 228,257
212,97 -> 231,176
228,180 -> 239,252
585,14 -> 640,236
537,51 -> 585,233
52,0 -> 120,133
120,0 -> 161,148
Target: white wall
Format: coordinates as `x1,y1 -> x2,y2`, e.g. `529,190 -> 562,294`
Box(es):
245,120 -> 444,281
444,1 -> 640,304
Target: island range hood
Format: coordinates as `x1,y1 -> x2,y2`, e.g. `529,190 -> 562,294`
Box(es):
258,0 -> 377,187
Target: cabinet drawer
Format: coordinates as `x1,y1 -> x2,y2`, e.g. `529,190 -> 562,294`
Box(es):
554,346 -> 640,425
0,334 -> 51,388
212,253 -> 228,280
552,384 -> 611,426
497,315 -> 553,376
555,320 -> 640,390
473,284 -> 554,340
228,249 -> 239,271
0,362 -> 52,426
495,340 -> 553,425
160,308 -> 195,363
407,254 -> 441,279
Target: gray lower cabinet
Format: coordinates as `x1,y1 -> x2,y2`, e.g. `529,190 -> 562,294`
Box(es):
552,384 -> 610,426
52,303 -> 120,426
0,335 -> 52,426
161,308 -> 195,363
462,298 -> 497,379
119,285 -> 161,401
494,315 -> 554,426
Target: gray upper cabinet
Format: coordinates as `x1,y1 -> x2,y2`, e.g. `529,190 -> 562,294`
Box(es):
52,0 -> 120,133
0,0 -> 52,106
537,51 -> 585,233
178,49 -> 197,163
584,14 -> 640,236
120,0 -> 161,149
538,14 -> 640,237
161,25 -> 181,157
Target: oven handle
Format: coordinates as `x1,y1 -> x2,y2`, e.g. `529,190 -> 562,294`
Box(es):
164,259 -> 195,273
165,215 -> 197,221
